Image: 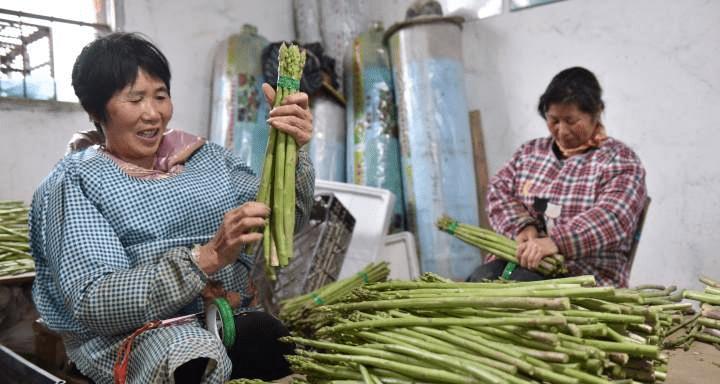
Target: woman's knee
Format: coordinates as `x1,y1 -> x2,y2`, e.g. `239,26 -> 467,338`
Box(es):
228,311 -> 294,380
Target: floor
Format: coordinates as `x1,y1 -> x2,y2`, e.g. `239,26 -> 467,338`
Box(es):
666,341 -> 720,383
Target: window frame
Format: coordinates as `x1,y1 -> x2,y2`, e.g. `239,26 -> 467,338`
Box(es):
0,1 -> 115,104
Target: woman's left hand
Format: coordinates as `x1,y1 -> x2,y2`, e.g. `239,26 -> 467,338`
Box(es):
516,237 -> 559,270
262,83 -> 313,147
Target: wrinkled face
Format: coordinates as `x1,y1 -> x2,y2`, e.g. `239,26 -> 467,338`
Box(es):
545,103 -> 599,150
102,69 -> 173,168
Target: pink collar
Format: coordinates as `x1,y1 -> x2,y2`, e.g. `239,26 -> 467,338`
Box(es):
101,129 -> 206,180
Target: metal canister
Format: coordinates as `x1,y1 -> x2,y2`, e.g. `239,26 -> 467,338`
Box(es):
385,16 -> 481,280
209,24 -> 269,176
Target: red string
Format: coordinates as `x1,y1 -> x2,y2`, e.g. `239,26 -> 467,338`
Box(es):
113,320 -> 161,384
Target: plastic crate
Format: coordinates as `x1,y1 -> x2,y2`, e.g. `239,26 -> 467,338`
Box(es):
252,192 -> 355,315
314,180 -> 395,279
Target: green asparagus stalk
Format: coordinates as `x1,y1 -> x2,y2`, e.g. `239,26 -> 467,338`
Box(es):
257,43 -> 306,276
0,201 -> 33,276
298,350 -> 476,384
436,215 -> 567,277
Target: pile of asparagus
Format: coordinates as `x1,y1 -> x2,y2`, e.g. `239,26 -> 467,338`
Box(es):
258,43 -> 306,278
0,200 -> 34,276
437,215 -> 567,277
279,262 -> 390,337
284,274 -> 694,383
666,275 -> 720,348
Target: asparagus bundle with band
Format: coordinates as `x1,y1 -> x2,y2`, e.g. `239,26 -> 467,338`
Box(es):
437,215 -> 567,277
279,262 -> 390,337
257,43 -> 307,277
284,274 -> 692,383
0,200 -> 34,276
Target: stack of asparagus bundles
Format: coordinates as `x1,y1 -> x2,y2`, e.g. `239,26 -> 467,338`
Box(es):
258,43 -> 306,277
668,275 -> 720,348
437,215 -> 567,276
279,262 -> 390,337
284,274 -> 695,383
0,200 -> 34,276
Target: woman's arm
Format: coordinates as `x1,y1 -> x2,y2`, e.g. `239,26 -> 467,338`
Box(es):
31,165 -> 206,336
262,84 -> 315,232
293,148 -> 315,230
486,146 -> 537,238
549,150 -> 647,259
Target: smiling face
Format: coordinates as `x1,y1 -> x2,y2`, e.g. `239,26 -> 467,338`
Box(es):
102,69 -> 173,169
545,103 -> 600,150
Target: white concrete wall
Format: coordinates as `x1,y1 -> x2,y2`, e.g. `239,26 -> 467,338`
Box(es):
120,0 -> 295,138
0,0 -> 294,203
461,0 -> 720,288
0,100 -> 86,203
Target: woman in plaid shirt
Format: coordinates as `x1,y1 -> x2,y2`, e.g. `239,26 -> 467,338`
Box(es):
30,33 -> 315,383
468,67 -> 647,287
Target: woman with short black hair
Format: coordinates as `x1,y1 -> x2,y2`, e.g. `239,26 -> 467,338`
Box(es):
467,67 -> 647,287
30,32 -> 314,383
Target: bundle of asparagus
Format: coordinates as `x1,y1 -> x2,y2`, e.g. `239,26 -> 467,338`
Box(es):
279,262 -> 390,337
284,274 -> 692,383
437,215 -> 567,277
668,275 -> 720,348
0,200 -> 34,276
257,43 -> 307,277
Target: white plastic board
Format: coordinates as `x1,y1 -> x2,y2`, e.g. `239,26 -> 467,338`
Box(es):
380,231 -> 420,280
315,180 -> 395,278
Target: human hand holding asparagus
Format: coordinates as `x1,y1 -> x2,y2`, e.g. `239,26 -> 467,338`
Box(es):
262,83 -> 313,147
517,237 -> 560,270
197,202 -> 270,275
437,215 -> 567,276
257,43 -> 307,278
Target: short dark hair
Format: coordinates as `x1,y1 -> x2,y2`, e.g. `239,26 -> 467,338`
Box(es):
537,67 -> 604,119
71,32 -> 171,131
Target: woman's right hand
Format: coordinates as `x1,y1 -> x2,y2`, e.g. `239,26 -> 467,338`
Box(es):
486,226 -> 539,263
196,202 -> 270,275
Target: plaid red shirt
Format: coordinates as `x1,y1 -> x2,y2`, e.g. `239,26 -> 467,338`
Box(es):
487,136 -> 647,287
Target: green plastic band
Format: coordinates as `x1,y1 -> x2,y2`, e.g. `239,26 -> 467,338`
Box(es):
447,221 -> 459,235
213,298 -> 236,349
501,262 -> 517,280
310,292 -> 325,305
277,76 -> 300,91
357,271 -> 370,284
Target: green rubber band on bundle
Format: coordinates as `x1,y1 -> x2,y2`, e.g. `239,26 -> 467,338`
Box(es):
501,261 -> 517,280
277,76 -> 300,91
213,298 -> 236,349
447,221 -> 459,235
357,271 -> 370,284
310,292 -> 325,305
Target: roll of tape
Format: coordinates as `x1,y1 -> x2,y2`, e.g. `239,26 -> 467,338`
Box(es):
205,297 -> 236,349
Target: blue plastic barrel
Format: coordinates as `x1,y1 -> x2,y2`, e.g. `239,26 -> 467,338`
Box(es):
385,16 -> 481,280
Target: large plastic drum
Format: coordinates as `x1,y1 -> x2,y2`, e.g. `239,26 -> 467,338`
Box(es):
209,24 -> 269,176
345,21 -> 406,231
385,16 -> 481,280
309,95 -> 346,182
